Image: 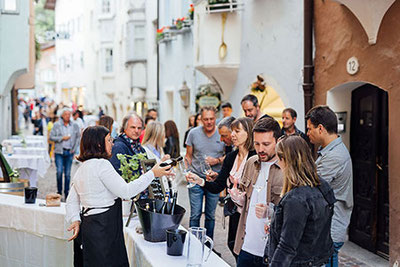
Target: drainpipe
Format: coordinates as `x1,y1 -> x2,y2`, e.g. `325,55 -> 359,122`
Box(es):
156,0 -> 160,102
303,0 -> 314,125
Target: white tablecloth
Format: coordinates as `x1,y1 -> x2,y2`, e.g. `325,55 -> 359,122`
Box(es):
2,139 -> 46,148
10,135 -> 46,141
0,154 -> 50,187
13,147 -> 50,163
0,194 -> 72,267
124,219 -> 230,267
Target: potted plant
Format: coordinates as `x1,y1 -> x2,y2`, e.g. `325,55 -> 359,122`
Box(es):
156,27 -> 165,41
188,4 -> 194,20
117,153 -> 147,216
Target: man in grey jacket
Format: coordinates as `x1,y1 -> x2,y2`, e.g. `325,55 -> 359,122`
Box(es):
306,105 -> 353,267
50,108 -> 80,198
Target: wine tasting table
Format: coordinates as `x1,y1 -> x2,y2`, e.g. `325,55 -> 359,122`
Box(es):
124,218 -> 230,267
0,194 -> 72,267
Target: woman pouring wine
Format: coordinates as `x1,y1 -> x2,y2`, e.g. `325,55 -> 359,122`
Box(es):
66,126 -> 172,267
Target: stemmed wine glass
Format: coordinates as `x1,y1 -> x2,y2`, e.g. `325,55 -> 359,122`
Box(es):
201,161 -> 212,176
253,184 -> 266,206
180,159 -> 195,188
263,202 -> 275,241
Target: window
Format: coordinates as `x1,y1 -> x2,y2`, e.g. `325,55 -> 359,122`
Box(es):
105,48 -> 113,73
2,0 -> 18,14
126,21 -> 146,62
102,0 -> 111,14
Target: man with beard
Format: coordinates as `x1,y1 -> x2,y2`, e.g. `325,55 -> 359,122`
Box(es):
241,94 -> 271,122
230,117 -> 283,267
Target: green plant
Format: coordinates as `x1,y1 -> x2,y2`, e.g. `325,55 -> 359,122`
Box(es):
117,153 -> 147,182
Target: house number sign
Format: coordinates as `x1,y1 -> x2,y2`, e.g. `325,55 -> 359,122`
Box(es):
346,57 -> 359,75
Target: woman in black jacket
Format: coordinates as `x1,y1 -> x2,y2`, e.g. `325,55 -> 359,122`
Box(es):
265,135 -> 335,266
187,117 -> 255,260
164,120 -> 180,159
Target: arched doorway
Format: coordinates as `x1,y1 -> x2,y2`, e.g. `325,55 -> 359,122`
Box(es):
349,84 -> 389,258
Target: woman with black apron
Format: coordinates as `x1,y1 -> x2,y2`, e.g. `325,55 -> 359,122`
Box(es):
66,126 -> 171,267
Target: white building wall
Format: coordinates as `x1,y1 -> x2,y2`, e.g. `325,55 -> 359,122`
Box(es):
0,0 -> 30,141
159,0 -> 209,149
229,0 -> 305,130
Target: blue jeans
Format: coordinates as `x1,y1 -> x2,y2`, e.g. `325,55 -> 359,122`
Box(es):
326,242 -> 344,267
55,149 -> 73,196
237,250 -> 267,267
188,185 -> 219,239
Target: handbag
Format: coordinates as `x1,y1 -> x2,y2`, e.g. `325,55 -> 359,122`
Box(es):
223,194 -> 237,217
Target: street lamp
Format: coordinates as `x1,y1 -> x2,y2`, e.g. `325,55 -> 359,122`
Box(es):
179,81 -> 190,109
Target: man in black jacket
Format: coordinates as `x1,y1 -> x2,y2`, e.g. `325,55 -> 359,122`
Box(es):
109,113 -> 146,178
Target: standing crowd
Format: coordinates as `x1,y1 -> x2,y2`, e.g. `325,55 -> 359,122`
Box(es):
37,92 -> 354,267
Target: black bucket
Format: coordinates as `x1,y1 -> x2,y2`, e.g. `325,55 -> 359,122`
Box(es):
135,199 -> 186,242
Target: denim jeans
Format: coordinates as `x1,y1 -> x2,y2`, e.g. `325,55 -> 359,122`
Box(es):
237,250 -> 267,267
326,242 -> 344,267
188,185 -> 219,239
55,149 -> 73,197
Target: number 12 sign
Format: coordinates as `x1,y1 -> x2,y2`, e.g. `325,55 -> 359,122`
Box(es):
346,57 -> 359,75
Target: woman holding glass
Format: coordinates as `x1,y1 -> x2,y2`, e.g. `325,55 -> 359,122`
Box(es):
66,126 -> 171,267
186,117 -> 255,259
265,135 -> 336,266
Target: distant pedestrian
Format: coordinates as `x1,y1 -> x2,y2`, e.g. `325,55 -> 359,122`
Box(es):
183,115 -> 196,148
147,108 -> 158,120
50,108 -> 81,197
281,108 -> 309,142
164,120 -> 180,159
99,115 -> 114,133
306,105 -> 353,267
221,102 -> 233,118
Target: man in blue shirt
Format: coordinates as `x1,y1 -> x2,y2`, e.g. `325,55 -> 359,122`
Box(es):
306,105 -> 353,267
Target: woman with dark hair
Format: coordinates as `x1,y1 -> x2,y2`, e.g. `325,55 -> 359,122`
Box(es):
186,117 -> 256,260
66,126 -> 171,267
164,120 -> 180,158
183,114 -> 197,148
265,135 -> 335,266
98,115 -> 114,133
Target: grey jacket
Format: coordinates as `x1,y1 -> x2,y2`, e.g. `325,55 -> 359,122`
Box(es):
50,119 -> 81,154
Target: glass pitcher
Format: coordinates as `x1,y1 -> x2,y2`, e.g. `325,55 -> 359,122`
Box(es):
187,227 -> 213,267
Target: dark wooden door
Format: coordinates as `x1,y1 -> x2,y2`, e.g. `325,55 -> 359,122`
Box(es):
349,84 -> 389,258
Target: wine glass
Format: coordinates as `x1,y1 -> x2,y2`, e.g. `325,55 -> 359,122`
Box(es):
263,202 -> 275,241
253,184 -> 266,205
180,159 -> 195,188
201,161 -> 212,176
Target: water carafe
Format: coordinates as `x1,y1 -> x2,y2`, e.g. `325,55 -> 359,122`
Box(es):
187,227 -> 213,267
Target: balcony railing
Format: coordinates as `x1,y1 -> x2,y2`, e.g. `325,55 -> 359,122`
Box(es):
205,0 -> 244,14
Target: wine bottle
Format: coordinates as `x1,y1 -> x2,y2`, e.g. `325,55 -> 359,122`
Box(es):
160,196 -> 169,214
170,191 -> 178,215
159,156 -> 183,167
152,200 -> 156,212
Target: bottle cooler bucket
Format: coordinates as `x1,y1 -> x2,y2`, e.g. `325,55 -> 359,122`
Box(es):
135,199 -> 186,242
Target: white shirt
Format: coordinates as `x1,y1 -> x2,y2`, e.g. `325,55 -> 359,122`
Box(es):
65,158 -> 155,223
242,161 -> 273,257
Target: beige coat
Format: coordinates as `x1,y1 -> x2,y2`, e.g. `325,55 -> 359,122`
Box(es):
233,155 -> 283,255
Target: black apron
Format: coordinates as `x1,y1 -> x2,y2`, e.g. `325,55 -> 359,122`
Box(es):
74,198 -> 129,267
